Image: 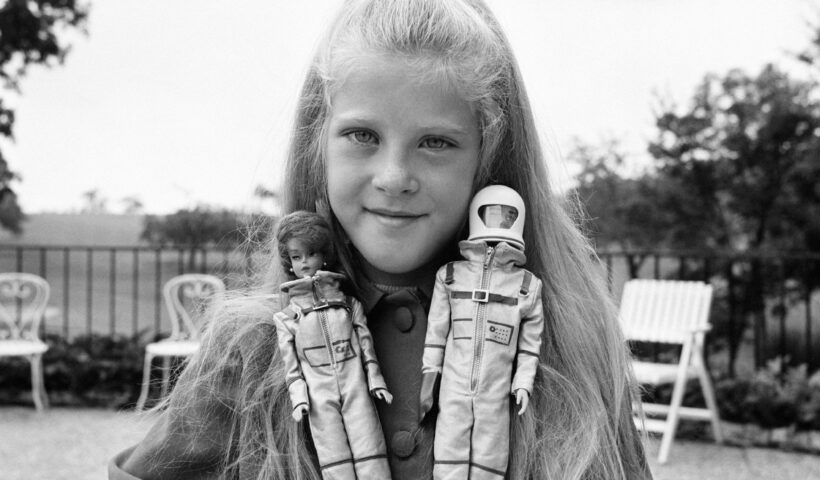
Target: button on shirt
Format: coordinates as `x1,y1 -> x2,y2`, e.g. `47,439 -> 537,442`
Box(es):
358,279 -> 435,480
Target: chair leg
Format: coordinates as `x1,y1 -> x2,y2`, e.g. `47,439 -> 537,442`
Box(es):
136,352 -> 154,411
658,376 -> 688,464
160,356 -> 171,398
696,362 -> 723,443
29,354 -> 47,411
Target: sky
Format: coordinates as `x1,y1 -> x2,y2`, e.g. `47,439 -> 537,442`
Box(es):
3,0 -> 816,214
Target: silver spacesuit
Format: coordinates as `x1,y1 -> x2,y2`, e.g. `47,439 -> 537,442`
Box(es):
421,186 -> 545,480
274,271 -> 391,480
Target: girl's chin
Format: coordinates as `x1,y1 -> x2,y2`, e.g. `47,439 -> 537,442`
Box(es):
358,245 -> 432,276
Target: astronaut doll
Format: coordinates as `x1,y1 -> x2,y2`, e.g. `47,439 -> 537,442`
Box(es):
273,211 -> 393,480
419,185 -> 545,480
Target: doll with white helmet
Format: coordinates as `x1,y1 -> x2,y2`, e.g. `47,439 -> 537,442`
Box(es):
419,185 -> 545,480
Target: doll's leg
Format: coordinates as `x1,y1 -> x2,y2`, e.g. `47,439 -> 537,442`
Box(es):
309,397 -> 357,480
340,375 -> 391,479
468,396 -> 510,480
433,392 -> 473,480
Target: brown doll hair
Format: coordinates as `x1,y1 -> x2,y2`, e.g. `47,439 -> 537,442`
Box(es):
275,211 -> 337,277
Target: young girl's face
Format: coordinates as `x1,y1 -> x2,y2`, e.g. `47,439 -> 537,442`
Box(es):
326,55 -> 481,274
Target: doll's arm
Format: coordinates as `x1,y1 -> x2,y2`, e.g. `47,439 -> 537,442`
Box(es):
511,276 -> 544,396
419,266 -> 451,422
350,298 -> 388,394
421,266 -> 452,374
274,310 -> 310,416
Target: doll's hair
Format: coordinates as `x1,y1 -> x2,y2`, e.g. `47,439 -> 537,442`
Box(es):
161,1 -> 648,479
275,210 -> 336,275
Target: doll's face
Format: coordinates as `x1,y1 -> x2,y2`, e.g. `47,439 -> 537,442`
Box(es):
325,55 -> 481,274
286,239 -> 325,278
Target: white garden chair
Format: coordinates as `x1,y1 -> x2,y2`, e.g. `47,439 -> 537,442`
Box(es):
136,274 -> 225,410
618,279 -> 723,464
0,273 -> 51,411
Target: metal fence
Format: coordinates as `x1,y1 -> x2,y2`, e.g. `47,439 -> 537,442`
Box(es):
0,244 -> 251,340
2,244 -> 818,375
599,250 -> 820,376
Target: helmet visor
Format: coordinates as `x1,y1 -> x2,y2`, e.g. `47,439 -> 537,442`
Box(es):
477,204 -> 519,230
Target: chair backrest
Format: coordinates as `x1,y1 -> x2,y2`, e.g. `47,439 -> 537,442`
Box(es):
0,273 -> 50,342
618,279 -> 713,345
163,274 -> 226,341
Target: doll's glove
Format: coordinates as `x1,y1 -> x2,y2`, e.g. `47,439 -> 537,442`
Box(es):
418,371 -> 440,423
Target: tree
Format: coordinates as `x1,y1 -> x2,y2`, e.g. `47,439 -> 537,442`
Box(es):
572,63 -> 820,373
649,65 -> 820,256
120,195 -> 143,214
81,188 -> 107,213
568,140 -> 678,278
141,206 -> 273,270
648,64 -> 820,373
0,0 -> 89,232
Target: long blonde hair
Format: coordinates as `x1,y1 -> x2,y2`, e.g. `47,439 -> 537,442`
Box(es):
164,1 -> 646,478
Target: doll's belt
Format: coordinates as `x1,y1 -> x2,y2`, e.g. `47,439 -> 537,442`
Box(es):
450,290 -> 518,306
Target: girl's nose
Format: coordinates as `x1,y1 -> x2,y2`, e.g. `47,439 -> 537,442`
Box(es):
371,147 -> 419,196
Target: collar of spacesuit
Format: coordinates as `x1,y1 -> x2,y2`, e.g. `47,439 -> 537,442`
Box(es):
457,239 -> 527,268
278,270 -> 346,296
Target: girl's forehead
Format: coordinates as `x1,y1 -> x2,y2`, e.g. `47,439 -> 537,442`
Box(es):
327,54 -> 479,132
330,53 -> 465,102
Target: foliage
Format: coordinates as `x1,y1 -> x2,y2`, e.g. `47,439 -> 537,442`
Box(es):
142,206 -> 274,269
569,140 -> 680,277
649,65 -> 820,256
572,62 -> 820,373
715,359 -> 820,430
0,333 -> 144,408
0,0 -> 89,233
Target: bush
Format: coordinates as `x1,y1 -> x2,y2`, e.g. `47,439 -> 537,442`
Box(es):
0,333 -> 148,408
716,359 -> 820,431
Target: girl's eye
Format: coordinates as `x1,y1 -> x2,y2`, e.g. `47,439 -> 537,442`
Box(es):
346,130 -> 378,145
420,137 -> 454,150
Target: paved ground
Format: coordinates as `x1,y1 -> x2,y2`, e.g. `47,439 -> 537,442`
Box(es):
1,407 -> 819,479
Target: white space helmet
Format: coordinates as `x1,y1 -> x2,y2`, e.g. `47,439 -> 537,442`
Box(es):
468,185 -> 525,250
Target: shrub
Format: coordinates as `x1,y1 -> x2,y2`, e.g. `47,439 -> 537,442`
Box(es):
0,333 -> 153,408
715,359 -> 820,430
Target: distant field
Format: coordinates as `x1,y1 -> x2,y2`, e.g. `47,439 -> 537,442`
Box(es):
0,213 -> 253,338
0,246 -> 249,338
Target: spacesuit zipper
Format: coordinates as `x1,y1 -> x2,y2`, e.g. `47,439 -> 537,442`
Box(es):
470,245 -> 495,393
313,283 -> 336,368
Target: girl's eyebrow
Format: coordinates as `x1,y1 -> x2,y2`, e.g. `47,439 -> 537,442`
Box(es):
332,113 -> 473,137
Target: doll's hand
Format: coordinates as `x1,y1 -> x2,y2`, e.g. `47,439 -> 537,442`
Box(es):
373,388 -> 393,405
292,404 -> 309,422
515,389 -> 529,415
418,371 -> 440,423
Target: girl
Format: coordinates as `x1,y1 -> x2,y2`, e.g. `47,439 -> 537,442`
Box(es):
110,1 -> 651,479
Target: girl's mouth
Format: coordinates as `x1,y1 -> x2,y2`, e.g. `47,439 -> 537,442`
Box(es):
365,208 -> 424,227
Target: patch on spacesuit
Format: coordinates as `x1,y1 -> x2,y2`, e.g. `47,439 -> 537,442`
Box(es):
485,321 -> 513,345
302,339 -> 356,367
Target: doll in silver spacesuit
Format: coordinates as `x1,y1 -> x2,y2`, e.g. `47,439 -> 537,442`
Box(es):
419,185 -> 545,480
273,211 -> 393,480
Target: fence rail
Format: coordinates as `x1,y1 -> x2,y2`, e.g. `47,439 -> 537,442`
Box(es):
599,250 -> 820,376
1,244 -> 818,376
0,244 -> 250,340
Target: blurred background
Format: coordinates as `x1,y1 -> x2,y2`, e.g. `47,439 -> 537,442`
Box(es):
0,0 -> 819,464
